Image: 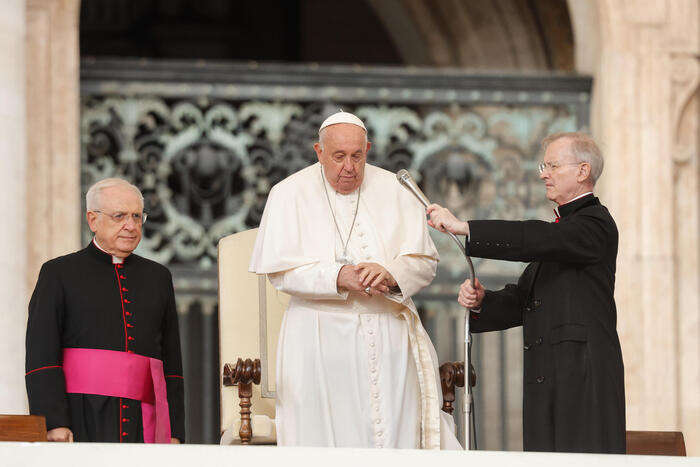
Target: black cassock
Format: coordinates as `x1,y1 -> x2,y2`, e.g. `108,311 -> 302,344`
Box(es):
467,194 -> 625,453
26,241 -> 185,443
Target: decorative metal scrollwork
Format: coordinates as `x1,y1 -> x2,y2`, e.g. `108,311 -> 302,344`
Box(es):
82,96 -> 577,278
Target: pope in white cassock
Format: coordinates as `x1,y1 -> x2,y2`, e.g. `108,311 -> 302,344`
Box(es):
249,111 -> 460,449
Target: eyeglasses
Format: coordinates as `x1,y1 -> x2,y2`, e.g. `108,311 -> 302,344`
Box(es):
93,210 -> 147,225
538,161 -> 582,174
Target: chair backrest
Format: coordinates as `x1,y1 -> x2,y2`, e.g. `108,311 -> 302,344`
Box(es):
0,415 -> 46,442
626,430 -> 686,456
218,228 -> 289,433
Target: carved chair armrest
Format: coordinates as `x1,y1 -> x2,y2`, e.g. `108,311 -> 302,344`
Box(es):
439,361 -> 476,414
223,358 -> 261,445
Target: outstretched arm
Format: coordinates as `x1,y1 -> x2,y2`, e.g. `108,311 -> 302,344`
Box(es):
468,213 -> 612,264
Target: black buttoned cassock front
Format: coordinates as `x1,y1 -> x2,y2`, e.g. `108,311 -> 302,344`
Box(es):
467,194 -> 625,453
25,241 -> 185,443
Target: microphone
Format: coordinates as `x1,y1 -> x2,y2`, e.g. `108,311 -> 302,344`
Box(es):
396,168 -> 468,258
396,169 -> 430,208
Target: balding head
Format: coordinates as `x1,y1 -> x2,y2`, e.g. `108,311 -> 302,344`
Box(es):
541,132 -> 604,185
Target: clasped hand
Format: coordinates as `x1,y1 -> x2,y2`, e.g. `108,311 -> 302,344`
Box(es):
337,263 -> 396,296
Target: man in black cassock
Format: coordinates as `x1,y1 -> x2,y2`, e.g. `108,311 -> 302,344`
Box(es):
427,132 -> 625,453
26,178 -> 185,443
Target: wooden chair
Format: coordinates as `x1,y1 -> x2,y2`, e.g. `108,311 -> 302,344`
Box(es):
626,430 -> 686,456
218,228 -> 288,445
0,415 -> 46,442
218,229 -> 474,445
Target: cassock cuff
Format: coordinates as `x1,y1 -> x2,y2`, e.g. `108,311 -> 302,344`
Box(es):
332,263 -> 350,300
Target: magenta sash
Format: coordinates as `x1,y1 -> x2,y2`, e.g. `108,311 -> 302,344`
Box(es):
62,348 -> 171,443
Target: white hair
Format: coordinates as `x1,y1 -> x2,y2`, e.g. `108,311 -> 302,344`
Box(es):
542,132 -> 604,184
86,178 -> 144,211
318,125 -> 368,150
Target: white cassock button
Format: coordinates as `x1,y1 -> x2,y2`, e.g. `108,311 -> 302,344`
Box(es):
373,393 -> 379,399
377,431 -> 383,437
368,329 -> 374,335
369,342 -> 375,348
375,419 -> 381,424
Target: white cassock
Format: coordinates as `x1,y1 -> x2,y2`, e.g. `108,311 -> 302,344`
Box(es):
249,162 -> 460,449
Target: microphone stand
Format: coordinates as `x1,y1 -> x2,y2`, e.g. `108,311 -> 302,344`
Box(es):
396,170 -> 477,450
444,232 -> 477,451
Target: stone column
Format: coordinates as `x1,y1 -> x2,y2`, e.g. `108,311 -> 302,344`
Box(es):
569,0 -> 700,455
0,0 -> 81,416
0,0 -> 28,414
26,0 -> 82,289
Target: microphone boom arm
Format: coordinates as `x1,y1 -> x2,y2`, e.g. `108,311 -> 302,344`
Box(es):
396,169 -> 476,281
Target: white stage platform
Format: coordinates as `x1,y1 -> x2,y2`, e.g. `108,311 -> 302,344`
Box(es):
1,443 -> 697,467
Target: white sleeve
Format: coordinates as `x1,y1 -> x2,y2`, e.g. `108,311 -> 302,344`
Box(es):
384,254 -> 437,304
267,262 -> 349,300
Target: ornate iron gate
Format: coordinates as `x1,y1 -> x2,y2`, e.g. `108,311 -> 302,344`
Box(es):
80,59 -> 591,446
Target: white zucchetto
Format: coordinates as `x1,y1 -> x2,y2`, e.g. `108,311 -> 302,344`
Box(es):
319,111 -> 367,133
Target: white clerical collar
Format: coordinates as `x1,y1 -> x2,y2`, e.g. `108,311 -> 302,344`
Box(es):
554,191 -> 593,218
92,238 -> 124,264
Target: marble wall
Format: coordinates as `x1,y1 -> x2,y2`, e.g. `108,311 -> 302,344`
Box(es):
568,0 -> 700,454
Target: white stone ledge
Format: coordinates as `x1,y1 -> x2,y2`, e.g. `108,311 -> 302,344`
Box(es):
0,443 -> 696,467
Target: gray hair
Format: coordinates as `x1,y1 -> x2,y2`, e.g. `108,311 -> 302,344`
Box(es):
86,178 -> 144,211
542,132 -> 604,184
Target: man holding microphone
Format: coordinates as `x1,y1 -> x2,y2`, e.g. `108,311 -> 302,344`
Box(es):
427,132 -> 625,453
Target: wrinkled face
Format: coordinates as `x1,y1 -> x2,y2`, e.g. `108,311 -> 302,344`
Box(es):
539,137 -> 588,205
86,185 -> 144,257
314,123 -> 370,194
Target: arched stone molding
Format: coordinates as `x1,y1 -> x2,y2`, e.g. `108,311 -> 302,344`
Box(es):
367,0 -> 574,71
568,0 -> 699,455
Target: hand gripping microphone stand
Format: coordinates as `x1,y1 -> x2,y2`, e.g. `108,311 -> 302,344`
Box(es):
396,169 -> 477,450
